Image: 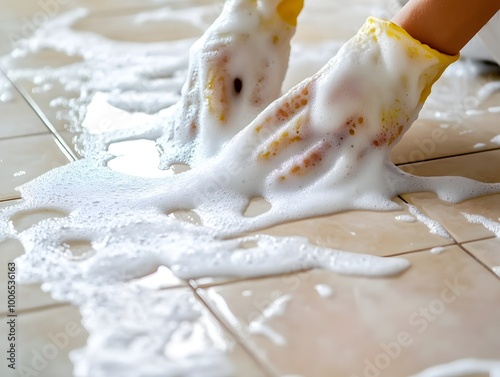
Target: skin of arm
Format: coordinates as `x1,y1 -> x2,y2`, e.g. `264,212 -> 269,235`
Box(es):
391,0 -> 500,55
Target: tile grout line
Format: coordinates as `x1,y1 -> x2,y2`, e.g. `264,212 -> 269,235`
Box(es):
0,302 -> 70,318
460,235 -> 497,245
385,242 -> 457,257
0,65 -> 77,162
457,243 -> 500,281
0,131 -> 49,142
191,287 -> 278,377
0,196 -> 22,203
395,146 -> 500,167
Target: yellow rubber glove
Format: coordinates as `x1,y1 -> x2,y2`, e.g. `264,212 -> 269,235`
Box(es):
157,0 -> 304,168
217,17 -> 458,192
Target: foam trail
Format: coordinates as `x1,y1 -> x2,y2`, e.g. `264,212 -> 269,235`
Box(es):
462,212 -> 500,237
409,359 -> 500,377
406,204 -> 452,240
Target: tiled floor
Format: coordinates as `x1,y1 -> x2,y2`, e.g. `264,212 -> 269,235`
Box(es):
0,1 -> 499,377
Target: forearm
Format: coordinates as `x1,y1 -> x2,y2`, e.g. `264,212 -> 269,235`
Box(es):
391,0 -> 500,55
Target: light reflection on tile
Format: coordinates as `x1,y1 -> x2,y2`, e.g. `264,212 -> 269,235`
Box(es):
0,71 -> 49,139
462,238 -> 500,278
252,198 -> 454,257
401,150 -> 500,242
82,92 -> 153,134
0,134 -> 71,200
0,237 -> 60,314
200,246 -> 500,377
1,305 -> 87,377
107,139 -> 175,178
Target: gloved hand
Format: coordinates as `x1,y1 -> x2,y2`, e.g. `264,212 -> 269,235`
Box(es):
156,0 -> 304,168
189,16 -> 459,227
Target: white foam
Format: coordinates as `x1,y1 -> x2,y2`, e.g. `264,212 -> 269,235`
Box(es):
0,74 -> 13,102
69,288 -> 235,377
409,359 -> 500,377
430,247 -> 445,254
155,0 -> 301,167
314,284 -> 333,298
2,2 -> 500,375
248,295 -> 291,345
407,205 -> 453,240
473,142 -> 486,149
462,212 -> 500,237
477,81 -> 500,104
491,135 -> 500,145
395,214 -> 417,223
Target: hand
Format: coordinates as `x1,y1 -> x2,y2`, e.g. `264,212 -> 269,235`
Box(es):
392,0 -> 500,56
204,17 -> 458,223
157,0 -> 304,167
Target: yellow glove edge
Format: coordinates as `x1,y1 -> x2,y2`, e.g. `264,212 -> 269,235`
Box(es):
364,17 -> 459,103
365,16 -> 460,66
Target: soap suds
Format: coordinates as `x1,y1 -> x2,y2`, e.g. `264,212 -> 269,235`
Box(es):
462,212 -> 500,237
0,74 -> 13,103
395,214 -> 417,223
491,135 -> 500,145
70,288 -> 235,377
248,295 -> 291,345
473,142 -> 486,149
406,205 -> 453,240
314,284 -> 333,298
492,266 -> 500,277
1,1 -> 500,375
430,247 -> 445,255
409,359 -> 500,377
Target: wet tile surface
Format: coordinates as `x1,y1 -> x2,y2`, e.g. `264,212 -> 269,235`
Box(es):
392,62 -> 500,164
200,247 -> 500,377
463,238 -> 500,278
401,150 -> 500,242
0,237 -> 60,315
0,133 -> 71,200
0,72 -> 49,140
0,0 -> 499,376
391,114 -> 500,165
1,305 -> 87,377
255,198 -> 454,257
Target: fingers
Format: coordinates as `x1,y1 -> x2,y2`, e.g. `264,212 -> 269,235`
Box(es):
159,0 -> 304,167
